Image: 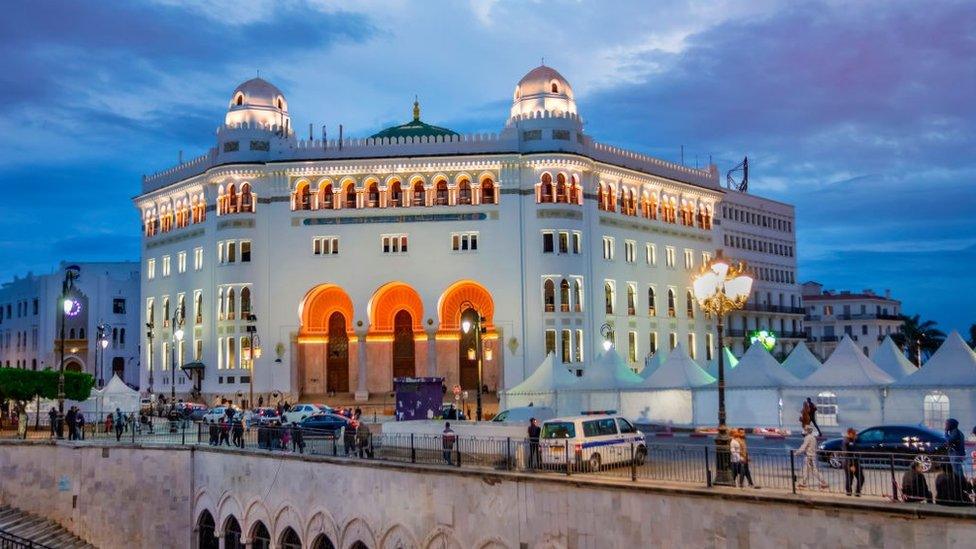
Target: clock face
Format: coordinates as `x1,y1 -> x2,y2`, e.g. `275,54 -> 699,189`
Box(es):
66,300 -> 82,317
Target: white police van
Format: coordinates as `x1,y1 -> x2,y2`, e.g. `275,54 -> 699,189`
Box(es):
539,412 -> 646,471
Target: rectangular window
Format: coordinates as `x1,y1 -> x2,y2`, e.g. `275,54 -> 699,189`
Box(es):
544,329 -> 556,356
177,251 -> 187,273
572,232 -> 582,254
162,256 -> 171,277
194,247 -> 204,270
113,298 -> 126,315
669,332 -> 677,351
561,329 -> 571,363
649,332 -> 658,355
558,231 -> 569,254
542,232 -> 554,253
313,236 -> 340,255
628,331 -> 637,363
687,333 -> 696,359
665,247 -> 676,268
227,241 -> 237,263
147,259 -> 156,280
217,242 -> 224,264
646,244 -> 656,266
451,232 -> 479,252
602,236 -> 615,260
241,241 -> 251,262
382,234 -> 409,254
702,251 -> 711,266
574,329 -> 583,362
684,249 -> 694,270
625,240 -> 636,263
194,339 -> 203,361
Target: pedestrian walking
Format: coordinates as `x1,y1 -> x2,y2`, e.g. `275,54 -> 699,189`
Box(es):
66,407 -> 77,441
842,428 -> 864,496
356,421 -> 371,458
291,423 -> 305,454
805,397 -> 822,436
48,407 -> 58,438
442,422 -> 456,465
796,425 -> 828,489
901,461 -> 933,503
732,429 -> 758,488
104,413 -> 114,435
77,410 -> 86,441
527,418 -> 542,469
935,462 -> 975,506
114,408 -> 125,441
730,430 -> 744,486
343,419 -> 358,456
218,417 -> 230,446
280,426 -> 291,450
232,419 -> 244,448
944,418 -> 965,477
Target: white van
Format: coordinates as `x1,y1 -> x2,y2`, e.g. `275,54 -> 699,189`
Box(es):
492,406 -> 556,424
539,414 -> 646,471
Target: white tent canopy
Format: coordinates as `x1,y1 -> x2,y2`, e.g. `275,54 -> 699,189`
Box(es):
507,353 -> 578,394
640,350 -> 668,379
802,336 -> 894,387
871,336 -> 917,380
575,350 -> 642,390
94,374 -> 141,416
893,331 -> 976,387
704,347 -> 739,379
723,344 -> 797,388
781,342 -> 820,379
640,344 -> 715,389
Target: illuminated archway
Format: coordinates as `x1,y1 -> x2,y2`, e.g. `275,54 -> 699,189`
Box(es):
299,284 -> 354,336
367,282 -> 424,334
437,280 -> 495,332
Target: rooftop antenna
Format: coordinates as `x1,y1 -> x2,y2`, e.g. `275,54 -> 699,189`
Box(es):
680,145 -> 684,165
726,156 -> 749,192
541,57 -> 545,66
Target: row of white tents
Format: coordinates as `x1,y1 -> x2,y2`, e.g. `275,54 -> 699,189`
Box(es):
28,374 -> 140,420
502,332 -> 976,433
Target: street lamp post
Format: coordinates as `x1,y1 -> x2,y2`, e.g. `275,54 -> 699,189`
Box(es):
170,303 -> 185,404
245,314 -> 261,410
146,321 -> 155,395
57,265 -> 81,438
692,258 -> 753,486
96,323 -> 110,387
459,301 -> 485,421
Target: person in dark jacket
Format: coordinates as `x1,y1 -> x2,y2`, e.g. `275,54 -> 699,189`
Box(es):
232,419 -> 244,448
65,407 -> 77,441
343,419 -> 358,456
805,397 -> 821,436
442,422 -> 456,465
291,423 -> 305,454
944,418 -> 966,477
935,462 -> 974,506
901,461 -> 933,503
48,407 -> 58,438
527,418 -> 542,469
842,428 -> 864,496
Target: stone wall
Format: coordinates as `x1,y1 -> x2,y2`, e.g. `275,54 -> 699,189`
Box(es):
1,440 -> 973,548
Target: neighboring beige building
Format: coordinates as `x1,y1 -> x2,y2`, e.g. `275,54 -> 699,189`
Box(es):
801,282 -> 902,360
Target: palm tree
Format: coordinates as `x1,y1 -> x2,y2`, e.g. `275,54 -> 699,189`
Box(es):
892,315 -> 946,366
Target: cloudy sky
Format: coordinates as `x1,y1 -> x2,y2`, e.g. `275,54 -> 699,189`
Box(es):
0,0 -> 973,332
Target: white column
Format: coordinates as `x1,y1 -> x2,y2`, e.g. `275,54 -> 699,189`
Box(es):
426,326 -> 438,377
355,328 -> 369,402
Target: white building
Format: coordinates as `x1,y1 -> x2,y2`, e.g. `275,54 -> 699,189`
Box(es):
0,262 -> 141,387
801,282 -> 902,360
715,190 -> 803,359
134,65 -> 798,407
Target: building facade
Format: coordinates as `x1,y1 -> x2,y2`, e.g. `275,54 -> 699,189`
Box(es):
801,282 -> 902,360
714,190 -> 803,359
0,262 -> 141,387
134,65 -> 793,407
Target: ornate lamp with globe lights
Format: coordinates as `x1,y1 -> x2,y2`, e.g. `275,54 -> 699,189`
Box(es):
600,322 -> 614,352
459,300 -> 486,421
57,265 -> 81,431
692,257 -> 753,485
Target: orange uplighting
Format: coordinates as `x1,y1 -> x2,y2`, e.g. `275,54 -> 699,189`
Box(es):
437,279 -> 495,332
367,281 -> 425,334
299,284 -> 354,335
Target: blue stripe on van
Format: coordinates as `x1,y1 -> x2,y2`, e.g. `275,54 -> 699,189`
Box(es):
580,435 -> 644,450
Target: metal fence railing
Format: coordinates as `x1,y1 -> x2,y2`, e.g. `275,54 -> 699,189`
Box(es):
0,527 -> 54,549
2,422 -> 974,508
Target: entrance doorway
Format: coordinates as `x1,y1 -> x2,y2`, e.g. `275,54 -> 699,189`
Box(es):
326,312 -> 349,392
112,357 -> 125,380
392,310 -> 415,379
458,308 -> 479,389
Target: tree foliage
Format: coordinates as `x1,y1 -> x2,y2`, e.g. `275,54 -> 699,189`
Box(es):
0,368 -> 95,409
892,314 -> 946,366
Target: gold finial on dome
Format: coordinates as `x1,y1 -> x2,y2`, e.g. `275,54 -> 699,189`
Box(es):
413,95 -> 420,121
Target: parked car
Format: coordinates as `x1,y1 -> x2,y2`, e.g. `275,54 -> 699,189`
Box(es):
201,406 -> 238,424
178,403 -> 207,420
186,405 -> 209,422
282,403 -> 328,425
492,406 -> 556,424
244,407 -> 281,428
818,425 -> 949,472
439,403 -> 466,420
299,413 -> 351,437
540,414 -> 646,471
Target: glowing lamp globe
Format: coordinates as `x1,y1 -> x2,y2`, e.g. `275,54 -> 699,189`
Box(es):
602,339 -> 613,351
100,339 -> 109,349
461,319 -> 472,334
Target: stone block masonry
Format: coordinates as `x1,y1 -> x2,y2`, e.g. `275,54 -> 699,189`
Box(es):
0,440 -> 973,548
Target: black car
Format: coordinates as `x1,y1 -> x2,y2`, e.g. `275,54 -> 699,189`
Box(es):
817,425 -> 948,472
299,413 -> 350,437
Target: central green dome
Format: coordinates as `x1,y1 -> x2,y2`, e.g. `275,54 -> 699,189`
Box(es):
370,100 -> 459,140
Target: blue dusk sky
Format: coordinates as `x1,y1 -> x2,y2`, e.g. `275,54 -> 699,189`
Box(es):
0,1 -> 973,332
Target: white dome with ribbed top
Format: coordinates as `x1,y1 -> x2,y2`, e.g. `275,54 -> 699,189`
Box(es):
510,64 -> 578,120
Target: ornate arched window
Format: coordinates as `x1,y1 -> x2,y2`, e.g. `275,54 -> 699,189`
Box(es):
162,297 -> 170,324
686,290 -> 695,319
240,183 -> 253,212
217,288 -> 224,321
294,182 -> 310,210
569,175 -> 580,204
481,177 -> 496,204
226,184 -> 238,214
573,279 -> 583,312
559,279 -> 570,312
319,183 -> 333,209
388,181 -> 402,207
667,289 -> 676,317
627,285 -> 636,315
648,287 -> 656,316
543,279 -> 555,312
435,180 -> 448,205
344,182 -> 357,208
555,173 -> 567,203
226,288 -> 235,320
607,186 -> 616,212
539,173 -> 553,203
367,182 -> 379,207
195,293 -> 203,324
604,282 -> 614,314
597,183 -> 606,211
458,178 -> 471,205
551,82 -> 559,93
240,287 -> 251,317
412,181 -> 425,206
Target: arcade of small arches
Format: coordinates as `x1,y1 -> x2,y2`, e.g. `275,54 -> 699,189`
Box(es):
192,497 -> 509,549
144,191 -> 208,237
593,181 -> 713,230
297,280 -> 499,396
291,173 -> 498,211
